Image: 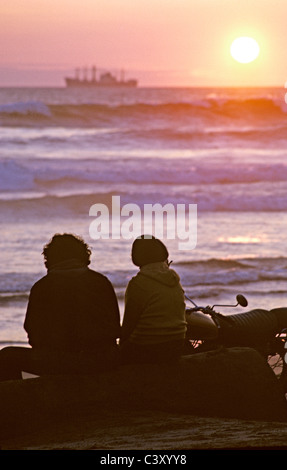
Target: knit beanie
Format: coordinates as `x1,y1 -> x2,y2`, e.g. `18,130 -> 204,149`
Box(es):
131,235 -> 169,267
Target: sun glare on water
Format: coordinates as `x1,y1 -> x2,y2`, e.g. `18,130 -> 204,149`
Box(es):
230,37 -> 260,64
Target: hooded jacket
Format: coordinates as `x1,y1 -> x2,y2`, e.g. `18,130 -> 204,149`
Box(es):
121,261 -> 187,345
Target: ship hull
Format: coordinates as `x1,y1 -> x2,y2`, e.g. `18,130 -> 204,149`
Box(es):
65,78 -> 137,88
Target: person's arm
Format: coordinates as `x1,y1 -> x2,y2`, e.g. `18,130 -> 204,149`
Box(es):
24,283 -> 42,347
120,280 -> 144,344
102,276 -> 121,340
74,273 -> 121,349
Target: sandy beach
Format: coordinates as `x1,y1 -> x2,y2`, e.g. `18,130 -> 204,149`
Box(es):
1,408 -> 287,451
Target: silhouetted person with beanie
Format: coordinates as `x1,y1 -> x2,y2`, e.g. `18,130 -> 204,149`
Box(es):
120,235 -> 187,364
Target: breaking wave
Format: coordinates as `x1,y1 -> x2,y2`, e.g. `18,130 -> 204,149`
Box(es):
175,256 -> 287,288
0,96 -> 287,127
1,156 -> 287,192
2,257 -> 286,299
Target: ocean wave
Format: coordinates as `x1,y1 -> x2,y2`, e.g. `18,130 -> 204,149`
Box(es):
175,256 -> 287,287
175,258 -> 252,270
176,256 -> 287,271
0,341 -> 28,345
1,185 -> 287,215
0,293 -> 29,304
0,96 -> 287,127
0,257 -> 285,297
0,101 -> 51,117
0,272 -> 43,296
1,155 -> 287,194
2,124 -> 287,149
0,160 -> 35,191
135,124 -> 287,143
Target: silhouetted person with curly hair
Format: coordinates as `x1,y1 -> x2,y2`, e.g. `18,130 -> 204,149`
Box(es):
0,233 -> 121,381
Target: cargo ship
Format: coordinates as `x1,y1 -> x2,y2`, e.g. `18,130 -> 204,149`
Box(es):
65,66 -> 138,88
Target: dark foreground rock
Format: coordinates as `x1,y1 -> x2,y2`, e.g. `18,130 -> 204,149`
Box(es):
0,347 -> 286,443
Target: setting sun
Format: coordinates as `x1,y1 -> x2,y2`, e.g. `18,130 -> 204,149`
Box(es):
230,37 -> 260,64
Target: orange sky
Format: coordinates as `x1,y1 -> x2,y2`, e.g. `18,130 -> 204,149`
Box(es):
1,0 -> 287,87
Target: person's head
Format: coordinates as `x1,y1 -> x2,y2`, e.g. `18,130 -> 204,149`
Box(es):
42,233 -> 92,269
131,235 -> 169,268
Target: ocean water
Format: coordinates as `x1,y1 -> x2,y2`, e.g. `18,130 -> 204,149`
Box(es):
0,86 -> 287,347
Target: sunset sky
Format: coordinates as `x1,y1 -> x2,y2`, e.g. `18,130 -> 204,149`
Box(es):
1,0 -> 287,87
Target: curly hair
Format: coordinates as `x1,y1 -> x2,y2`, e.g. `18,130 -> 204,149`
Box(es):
42,233 -> 92,269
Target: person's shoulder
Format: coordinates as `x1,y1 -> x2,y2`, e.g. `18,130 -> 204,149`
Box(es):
126,272 -> 145,291
87,268 -> 113,285
29,274 -> 49,292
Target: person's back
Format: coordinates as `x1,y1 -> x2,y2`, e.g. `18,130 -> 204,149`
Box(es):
25,265 -> 120,353
120,235 -> 187,364
0,233 -> 121,381
124,262 -> 186,345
